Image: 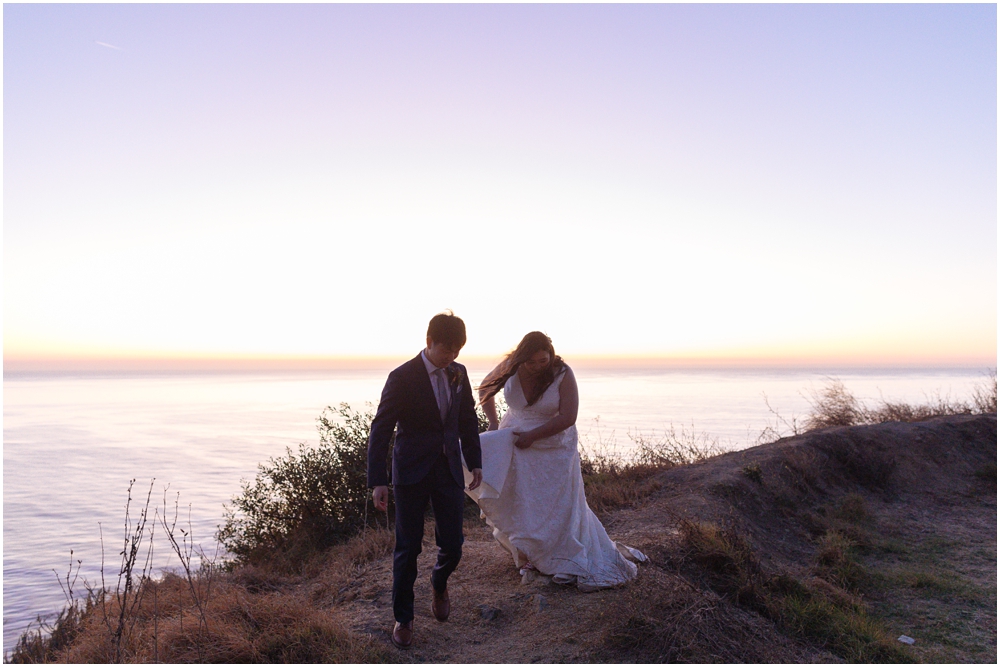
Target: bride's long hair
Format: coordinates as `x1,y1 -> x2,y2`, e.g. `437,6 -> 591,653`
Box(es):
479,331 -> 565,406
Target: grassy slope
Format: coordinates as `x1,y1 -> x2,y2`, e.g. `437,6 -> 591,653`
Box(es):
610,413 -> 997,663
13,414 -> 996,663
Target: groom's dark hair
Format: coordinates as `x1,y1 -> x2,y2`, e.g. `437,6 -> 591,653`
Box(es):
427,311 -> 467,348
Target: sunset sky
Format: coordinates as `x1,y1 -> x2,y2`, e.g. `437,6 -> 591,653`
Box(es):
4,4 -> 996,366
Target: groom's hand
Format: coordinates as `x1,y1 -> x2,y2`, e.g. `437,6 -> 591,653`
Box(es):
468,468 -> 483,491
372,485 -> 389,512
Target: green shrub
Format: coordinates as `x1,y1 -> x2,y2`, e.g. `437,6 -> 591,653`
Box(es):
219,401 -> 498,566
218,403 -> 392,565
770,588 -> 908,662
742,462 -> 763,484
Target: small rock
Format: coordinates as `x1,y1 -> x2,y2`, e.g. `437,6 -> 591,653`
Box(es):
897,635 -> 916,645
532,593 -> 548,611
477,604 -> 501,621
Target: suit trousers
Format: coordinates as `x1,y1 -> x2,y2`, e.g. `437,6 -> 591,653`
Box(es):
392,453 -> 465,623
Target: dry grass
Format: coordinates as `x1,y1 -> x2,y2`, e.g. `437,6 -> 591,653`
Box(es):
767,583 -> 907,663
677,520 -> 764,606
834,493 -> 869,523
812,430 -> 899,491
971,371 -> 998,413
674,519 -> 909,663
304,526 -> 396,606
10,528 -> 398,664
670,411 -> 996,662
598,515 -> 907,663
579,423 -> 724,515
580,462 -> 667,515
805,379 -> 864,429
8,599 -> 95,664
56,577 -> 392,663
814,531 -> 871,592
599,567 -> 809,663
805,373 -> 997,432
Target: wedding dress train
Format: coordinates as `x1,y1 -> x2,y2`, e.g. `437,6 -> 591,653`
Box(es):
463,370 -> 645,591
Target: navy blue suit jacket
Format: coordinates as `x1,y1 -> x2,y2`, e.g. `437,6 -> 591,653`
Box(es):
367,353 -> 483,489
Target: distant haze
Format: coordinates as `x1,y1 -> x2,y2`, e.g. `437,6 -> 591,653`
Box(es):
4,4 -> 996,366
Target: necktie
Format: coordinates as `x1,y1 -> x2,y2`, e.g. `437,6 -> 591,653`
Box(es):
435,368 -> 451,423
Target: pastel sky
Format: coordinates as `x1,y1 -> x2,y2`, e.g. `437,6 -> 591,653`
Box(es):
4,4 -> 996,364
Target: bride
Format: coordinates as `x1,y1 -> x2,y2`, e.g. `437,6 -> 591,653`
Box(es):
463,332 -> 645,591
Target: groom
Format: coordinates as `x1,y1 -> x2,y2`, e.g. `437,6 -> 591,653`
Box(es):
367,311 -> 483,650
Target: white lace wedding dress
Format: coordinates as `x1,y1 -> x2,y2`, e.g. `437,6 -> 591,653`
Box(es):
463,369 -> 645,591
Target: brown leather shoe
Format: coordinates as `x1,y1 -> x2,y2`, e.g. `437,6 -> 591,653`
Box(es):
431,587 -> 450,622
391,621 -> 413,649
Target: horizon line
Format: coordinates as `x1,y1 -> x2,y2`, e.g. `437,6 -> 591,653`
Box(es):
4,353 -> 996,373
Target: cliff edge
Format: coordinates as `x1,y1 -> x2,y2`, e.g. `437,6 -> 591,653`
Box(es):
25,414 -> 996,663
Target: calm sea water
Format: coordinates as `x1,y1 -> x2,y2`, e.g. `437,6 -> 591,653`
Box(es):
2,365 -> 990,651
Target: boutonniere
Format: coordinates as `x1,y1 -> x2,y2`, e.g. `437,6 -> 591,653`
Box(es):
446,365 -> 464,390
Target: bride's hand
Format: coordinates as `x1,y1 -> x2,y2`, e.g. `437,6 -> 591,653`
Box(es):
512,431 -> 535,449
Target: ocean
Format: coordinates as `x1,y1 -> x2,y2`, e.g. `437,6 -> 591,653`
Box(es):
2,365 -> 990,652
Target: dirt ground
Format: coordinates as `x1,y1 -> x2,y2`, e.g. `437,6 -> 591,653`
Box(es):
328,523 -> 823,663
318,414 -> 996,663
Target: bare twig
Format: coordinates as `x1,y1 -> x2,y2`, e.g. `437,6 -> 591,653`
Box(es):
757,393 -> 802,444
161,487 -> 215,661
52,550 -> 82,606
91,479 -> 158,662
